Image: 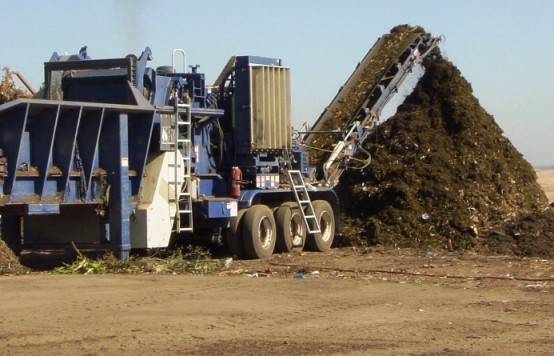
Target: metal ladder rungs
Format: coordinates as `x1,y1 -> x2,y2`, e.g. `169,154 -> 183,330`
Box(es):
286,170 -> 321,234
169,158 -> 190,165
171,104 -> 193,233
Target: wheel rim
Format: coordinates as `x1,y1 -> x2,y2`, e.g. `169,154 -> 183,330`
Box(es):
258,216 -> 274,249
290,212 -> 304,246
319,211 -> 332,242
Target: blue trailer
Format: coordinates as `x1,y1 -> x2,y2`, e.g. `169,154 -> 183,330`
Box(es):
0,30 -> 441,259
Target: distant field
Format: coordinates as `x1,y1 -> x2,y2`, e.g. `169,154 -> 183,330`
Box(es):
535,168 -> 554,203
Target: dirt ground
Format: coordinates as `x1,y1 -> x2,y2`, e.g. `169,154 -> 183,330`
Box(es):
1,247 -> 553,355
0,170 -> 552,355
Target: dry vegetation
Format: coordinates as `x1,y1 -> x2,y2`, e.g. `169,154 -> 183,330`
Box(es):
0,67 -> 31,105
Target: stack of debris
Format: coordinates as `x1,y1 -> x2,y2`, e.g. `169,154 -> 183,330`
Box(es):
0,240 -> 27,274
335,44 -> 553,257
0,67 -> 30,105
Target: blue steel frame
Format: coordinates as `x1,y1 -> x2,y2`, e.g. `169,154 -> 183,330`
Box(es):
0,99 -> 155,258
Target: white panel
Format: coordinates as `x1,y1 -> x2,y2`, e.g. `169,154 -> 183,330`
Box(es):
130,151 -> 183,248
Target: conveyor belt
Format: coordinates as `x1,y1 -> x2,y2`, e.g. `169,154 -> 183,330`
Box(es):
303,26 -> 442,187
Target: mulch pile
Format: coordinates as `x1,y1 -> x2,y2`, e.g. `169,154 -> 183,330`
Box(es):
334,30 -> 554,257
0,239 -> 27,274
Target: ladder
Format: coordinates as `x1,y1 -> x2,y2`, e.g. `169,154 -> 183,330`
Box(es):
287,170 -> 320,234
171,103 -> 193,232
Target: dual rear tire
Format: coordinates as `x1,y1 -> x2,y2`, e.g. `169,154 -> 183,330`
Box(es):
226,200 -> 335,259
275,203 -> 306,253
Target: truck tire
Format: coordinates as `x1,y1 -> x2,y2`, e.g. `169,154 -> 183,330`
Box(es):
243,205 -> 276,259
226,209 -> 246,259
305,200 -> 335,252
275,203 -> 306,253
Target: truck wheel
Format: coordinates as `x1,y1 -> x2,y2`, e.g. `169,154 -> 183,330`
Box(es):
275,203 -> 306,253
226,209 -> 246,259
243,205 -> 276,259
306,200 -> 335,252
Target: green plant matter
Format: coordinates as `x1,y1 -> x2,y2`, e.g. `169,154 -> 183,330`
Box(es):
53,245 -> 224,275
54,252 -> 142,274
151,245 -> 223,274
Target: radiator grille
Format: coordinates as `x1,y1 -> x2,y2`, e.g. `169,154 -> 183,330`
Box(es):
250,65 -> 291,151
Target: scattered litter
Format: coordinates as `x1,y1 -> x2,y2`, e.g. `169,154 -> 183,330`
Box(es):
293,274 -> 307,280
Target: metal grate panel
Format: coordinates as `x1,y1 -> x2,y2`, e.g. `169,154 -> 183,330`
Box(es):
250,65 -> 291,151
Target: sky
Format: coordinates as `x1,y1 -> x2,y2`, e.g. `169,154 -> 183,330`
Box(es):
1,0 -> 553,166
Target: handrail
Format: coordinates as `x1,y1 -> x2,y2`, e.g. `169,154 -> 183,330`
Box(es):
172,49 -> 187,73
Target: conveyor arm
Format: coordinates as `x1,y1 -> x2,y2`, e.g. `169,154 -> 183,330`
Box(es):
304,29 -> 442,188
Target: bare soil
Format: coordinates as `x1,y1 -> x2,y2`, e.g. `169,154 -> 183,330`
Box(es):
1,247 -> 553,355
0,170 -> 550,355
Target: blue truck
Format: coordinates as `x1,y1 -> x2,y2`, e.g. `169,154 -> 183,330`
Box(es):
0,31 -> 441,259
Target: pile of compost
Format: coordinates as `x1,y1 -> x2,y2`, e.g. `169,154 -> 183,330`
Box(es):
335,49 -> 554,257
0,240 -> 27,274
